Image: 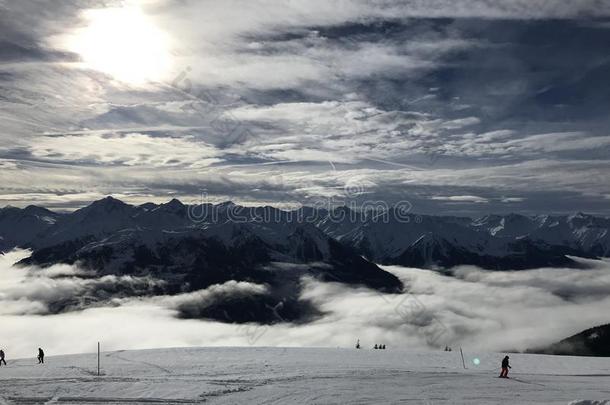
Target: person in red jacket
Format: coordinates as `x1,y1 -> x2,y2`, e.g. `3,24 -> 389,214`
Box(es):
499,355 -> 511,378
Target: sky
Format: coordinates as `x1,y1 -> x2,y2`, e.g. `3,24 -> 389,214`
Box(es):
3,249 -> 610,358
1,0 -> 610,215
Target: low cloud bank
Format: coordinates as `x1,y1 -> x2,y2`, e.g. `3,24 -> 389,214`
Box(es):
1,250 -> 609,358
0,250 -> 165,316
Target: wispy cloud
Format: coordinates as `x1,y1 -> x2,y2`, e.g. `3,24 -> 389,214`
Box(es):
30,133 -> 222,168
431,195 -> 489,203
1,1 -> 609,214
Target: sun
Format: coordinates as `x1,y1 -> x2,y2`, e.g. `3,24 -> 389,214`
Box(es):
65,6 -> 172,85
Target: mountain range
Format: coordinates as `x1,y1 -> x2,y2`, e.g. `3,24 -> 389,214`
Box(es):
1,197 -> 609,324
528,324 -> 610,357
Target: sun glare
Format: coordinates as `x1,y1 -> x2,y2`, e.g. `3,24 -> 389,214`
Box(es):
66,6 -> 172,85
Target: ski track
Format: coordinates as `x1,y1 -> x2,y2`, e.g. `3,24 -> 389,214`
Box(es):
0,348 -> 608,404
105,351 -> 174,375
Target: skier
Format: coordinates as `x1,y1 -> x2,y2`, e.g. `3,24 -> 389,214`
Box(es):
37,348 -> 44,364
499,355 -> 511,378
0,349 -> 6,366
355,339 -> 361,349
374,344 -> 378,350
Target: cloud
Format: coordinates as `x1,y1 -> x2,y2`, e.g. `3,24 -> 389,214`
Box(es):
2,249 -> 610,357
445,132 -> 610,158
150,281 -> 270,318
1,1 -> 610,215
0,250 -> 166,316
29,133 -> 222,168
431,195 -> 489,203
500,197 -> 525,203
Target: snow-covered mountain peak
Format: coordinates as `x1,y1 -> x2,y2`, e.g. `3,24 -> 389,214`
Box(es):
80,196 -> 133,214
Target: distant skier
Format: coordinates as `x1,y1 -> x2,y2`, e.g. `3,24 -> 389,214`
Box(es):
382,344 -> 386,350
0,349 -> 6,366
37,348 -> 44,364
499,355 -> 511,378
355,339 -> 361,349
374,344 -> 378,350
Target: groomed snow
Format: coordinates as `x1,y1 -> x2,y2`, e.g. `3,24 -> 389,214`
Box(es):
0,347 -> 608,404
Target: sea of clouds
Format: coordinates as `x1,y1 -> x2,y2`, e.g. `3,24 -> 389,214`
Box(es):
1,249 -> 610,359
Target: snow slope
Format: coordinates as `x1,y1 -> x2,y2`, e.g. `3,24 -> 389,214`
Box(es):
0,347 -> 608,404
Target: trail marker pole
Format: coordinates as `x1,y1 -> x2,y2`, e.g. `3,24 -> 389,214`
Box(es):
460,347 -> 466,369
97,342 -> 100,376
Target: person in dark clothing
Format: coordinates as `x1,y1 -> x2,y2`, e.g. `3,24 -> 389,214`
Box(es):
499,355 -> 511,378
0,349 -> 6,366
374,344 -> 378,349
37,348 -> 44,364
355,339 -> 361,349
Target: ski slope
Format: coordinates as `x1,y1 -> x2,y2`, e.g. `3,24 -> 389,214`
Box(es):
0,347 -> 608,404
